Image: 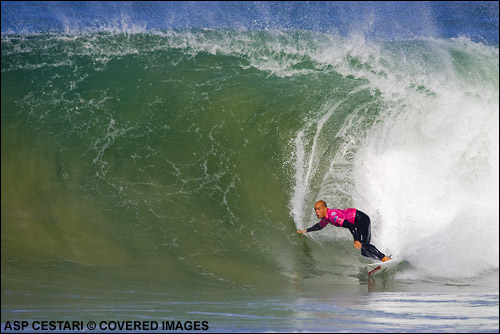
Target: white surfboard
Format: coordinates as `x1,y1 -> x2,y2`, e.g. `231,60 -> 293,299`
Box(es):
367,259 -> 398,276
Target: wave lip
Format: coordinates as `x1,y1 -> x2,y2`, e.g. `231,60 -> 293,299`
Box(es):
2,2 -> 499,44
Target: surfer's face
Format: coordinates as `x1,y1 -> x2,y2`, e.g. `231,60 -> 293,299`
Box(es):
314,202 -> 327,219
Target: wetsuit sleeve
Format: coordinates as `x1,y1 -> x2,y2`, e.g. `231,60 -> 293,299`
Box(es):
306,222 -> 325,232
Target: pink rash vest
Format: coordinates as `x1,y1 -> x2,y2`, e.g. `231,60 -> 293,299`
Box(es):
319,208 -> 357,228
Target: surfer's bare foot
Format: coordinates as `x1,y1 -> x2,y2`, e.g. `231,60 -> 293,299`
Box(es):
381,256 -> 391,262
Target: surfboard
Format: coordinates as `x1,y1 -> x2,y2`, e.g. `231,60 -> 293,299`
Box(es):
367,259 -> 398,276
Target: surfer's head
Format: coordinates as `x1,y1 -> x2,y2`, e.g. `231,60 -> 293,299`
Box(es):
314,200 -> 328,219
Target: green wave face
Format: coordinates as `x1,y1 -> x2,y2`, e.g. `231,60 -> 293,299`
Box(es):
2,30 -> 499,291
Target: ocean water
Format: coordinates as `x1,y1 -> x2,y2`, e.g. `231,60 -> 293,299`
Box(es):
1,2 -> 499,332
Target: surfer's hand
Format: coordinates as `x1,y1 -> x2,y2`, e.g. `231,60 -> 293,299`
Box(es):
297,230 -> 307,234
354,240 -> 362,249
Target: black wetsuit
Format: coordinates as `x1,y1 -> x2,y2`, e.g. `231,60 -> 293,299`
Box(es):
307,210 -> 386,261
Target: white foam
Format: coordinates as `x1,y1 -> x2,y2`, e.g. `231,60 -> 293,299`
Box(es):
291,36 -> 499,278
351,43 -> 499,279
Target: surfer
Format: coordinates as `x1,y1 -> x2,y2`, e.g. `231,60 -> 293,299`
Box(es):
297,200 -> 391,262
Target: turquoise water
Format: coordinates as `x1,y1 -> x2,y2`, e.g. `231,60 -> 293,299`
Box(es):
2,2 -> 499,332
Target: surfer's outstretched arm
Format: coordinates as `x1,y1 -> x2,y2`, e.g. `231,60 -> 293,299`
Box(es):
297,222 -> 325,234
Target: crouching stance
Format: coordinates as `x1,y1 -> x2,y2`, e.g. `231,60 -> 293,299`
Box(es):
297,200 -> 390,262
